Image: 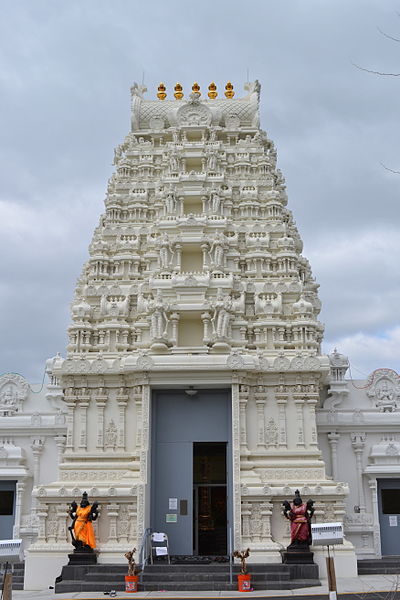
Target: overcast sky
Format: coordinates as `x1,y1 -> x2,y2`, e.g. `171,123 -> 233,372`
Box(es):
1,0 -> 399,382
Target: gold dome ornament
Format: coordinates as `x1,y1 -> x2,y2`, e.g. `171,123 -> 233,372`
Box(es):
208,82 -> 218,99
157,83 -> 167,100
224,81 -> 235,98
174,83 -> 183,100
192,82 -> 201,97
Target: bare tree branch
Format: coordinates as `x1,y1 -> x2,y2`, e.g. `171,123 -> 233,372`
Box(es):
351,60 -> 400,76
380,162 -> 400,174
377,26 -> 400,43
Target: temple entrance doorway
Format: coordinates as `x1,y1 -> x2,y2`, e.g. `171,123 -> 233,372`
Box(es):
378,478 -> 400,555
151,389 -> 231,557
193,442 -> 227,555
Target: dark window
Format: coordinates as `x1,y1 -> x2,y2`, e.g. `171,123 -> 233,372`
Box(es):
0,491 -> 14,515
381,489 -> 400,514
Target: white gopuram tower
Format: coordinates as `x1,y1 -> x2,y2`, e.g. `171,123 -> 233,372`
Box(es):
25,80 -> 356,588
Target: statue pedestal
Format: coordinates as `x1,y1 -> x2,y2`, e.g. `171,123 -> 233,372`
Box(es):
280,549 -> 314,564
68,551 -> 97,565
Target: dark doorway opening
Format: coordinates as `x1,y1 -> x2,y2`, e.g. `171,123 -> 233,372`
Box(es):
193,442 -> 227,555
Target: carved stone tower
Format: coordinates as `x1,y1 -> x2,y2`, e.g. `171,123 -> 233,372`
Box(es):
26,80 -> 356,585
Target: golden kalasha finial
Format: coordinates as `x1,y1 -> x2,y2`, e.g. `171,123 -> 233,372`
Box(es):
192,82 -> 201,96
157,83 -> 167,100
174,83 -> 183,100
224,81 -> 235,98
208,82 -> 217,99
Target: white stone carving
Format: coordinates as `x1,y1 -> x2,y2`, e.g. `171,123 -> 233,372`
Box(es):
0,374 -> 29,415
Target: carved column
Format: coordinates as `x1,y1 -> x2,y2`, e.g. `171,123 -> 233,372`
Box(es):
201,312 -> 211,344
95,387 -> 108,450
107,503 -> 119,543
56,504 -> 68,543
351,432 -> 366,512
260,501 -> 273,540
54,434 -> 66,465
36,504 -> 48,542
306,396 -> 319,447
241,502 -> 252,543
12,481 -> 25,538
170,313 -> 180,346
64,389 -> 76,451
275,384 -> 288,449
231,379 -> 242,549
255,386 -> 267,451
77,389 -> 90,450
201,243 -> 209,269
238,384 -> 249,454
116,388 -> 129,450
128,502 -> 137,543
327,432 -> 340,481
368,478 -> 381,557
133,385 -> 143,451
293,390 -> 305,448
31,438 -> 45,484
175,244 -> 182,271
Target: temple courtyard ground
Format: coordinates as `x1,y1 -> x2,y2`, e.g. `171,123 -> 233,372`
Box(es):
7,574 -> 400,599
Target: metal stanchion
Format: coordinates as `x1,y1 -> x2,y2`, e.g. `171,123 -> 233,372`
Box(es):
326,545 -> 337,600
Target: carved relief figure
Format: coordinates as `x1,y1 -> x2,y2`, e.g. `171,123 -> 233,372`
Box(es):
68,491 -> 99,551
207,151 -> 218,171
149,292 -> 170,339
165,191 -> 176,215
169,150 -> 179,172
105,420 -> 118,449
158,233 -> 174,270
211,291 -> 232,339
210,191 -> 222,214
0,387 -> 19,415
208,232 -> 225,268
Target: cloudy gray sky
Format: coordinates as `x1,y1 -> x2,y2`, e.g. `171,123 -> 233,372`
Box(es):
1,0 -> 399,382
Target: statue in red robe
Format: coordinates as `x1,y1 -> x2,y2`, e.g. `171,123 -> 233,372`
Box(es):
282,489 -> 314,550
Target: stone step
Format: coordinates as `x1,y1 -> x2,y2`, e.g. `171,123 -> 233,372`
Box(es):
358,558 -> 400,575
55,561 -> 320,593
84,571 -> 292,583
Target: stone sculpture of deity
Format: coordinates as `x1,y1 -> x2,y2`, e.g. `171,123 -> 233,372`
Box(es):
282,489 -> 314,551
68,491 -> 99,552
148,292 -> 170,340
208,232 -> 225,268
211,290 -> 233,339
158,233 -> 174,270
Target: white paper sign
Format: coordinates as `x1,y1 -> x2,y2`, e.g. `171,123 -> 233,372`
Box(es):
152,532 -> 165,542
389,515 -> 398,527
156,547 -> 168,556
169,498 -> 178,510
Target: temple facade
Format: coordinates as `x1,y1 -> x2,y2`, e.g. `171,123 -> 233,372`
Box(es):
1,80 -> 398,589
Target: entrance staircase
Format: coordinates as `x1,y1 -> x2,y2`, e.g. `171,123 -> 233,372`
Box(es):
358,556 -> 400,575
55,561 -> 320,594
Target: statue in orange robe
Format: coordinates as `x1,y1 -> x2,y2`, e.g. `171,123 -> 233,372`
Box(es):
69,492 -> 99,550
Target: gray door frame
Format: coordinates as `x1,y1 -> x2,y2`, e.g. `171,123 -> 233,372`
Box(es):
150,388 -> 232,556
377,478 -> 400,555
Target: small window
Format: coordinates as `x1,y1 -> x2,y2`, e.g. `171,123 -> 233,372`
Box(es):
0,491 -> 14,516
381,489 -> 400,514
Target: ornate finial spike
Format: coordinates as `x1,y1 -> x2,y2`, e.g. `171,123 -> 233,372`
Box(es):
192,82 -> 201,96
157,83 -> 167,100
174,83 -> 183,100
225,81 -> 235,98
208,82 -> 217,99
